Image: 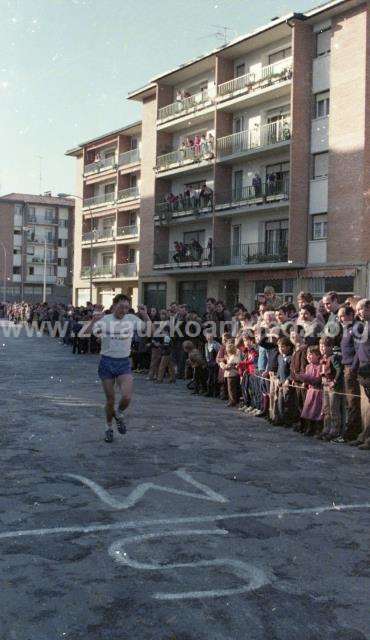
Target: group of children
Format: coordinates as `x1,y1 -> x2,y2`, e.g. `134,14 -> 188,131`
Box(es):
145,298 -> 370,449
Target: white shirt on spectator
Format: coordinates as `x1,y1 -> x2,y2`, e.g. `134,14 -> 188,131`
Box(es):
94,313 -> 144,358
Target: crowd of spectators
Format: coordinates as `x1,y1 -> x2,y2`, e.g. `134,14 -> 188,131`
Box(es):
2,287 -> 369,450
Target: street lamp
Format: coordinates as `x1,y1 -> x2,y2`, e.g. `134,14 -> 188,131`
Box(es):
0,240 -> 7,305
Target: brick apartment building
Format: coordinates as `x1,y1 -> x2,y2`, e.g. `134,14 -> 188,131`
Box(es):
68,0 -> 370,313
66,122 -> 142,308
0,193 -> 74,303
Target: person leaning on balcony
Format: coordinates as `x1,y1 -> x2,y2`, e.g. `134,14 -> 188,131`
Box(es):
173,241 -> 182,264
206,237 -> 213,262
206,132 -> 215,155
252,173 -> 262,197
200,184 -> 213,208
200,134 -> 207,155
190,238 -> 203,262
194,135 -> 201,156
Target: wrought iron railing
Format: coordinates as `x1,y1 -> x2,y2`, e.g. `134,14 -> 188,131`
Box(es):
155,194 -> 213,221
117,186 -> 140,201
217,57 -> 292,97
154,243 -> 211,267
84,156 -> 116,175
213,241 -> 288,267
217,119 -> 291,159
83,192 -> 116,208
118,148 -> 140,167
216,178 -> 289,208
156,143 -> 215,171
116,225 -> 138,237
158,89 -> 210,121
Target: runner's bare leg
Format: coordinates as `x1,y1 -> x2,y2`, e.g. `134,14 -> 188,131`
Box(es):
101,379 -> 116,426
116,373 -> 133,413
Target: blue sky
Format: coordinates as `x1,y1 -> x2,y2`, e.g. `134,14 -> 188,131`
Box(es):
1,0 -> 319,196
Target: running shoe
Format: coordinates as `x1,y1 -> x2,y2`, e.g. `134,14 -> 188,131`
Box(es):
114,412 -> 127,435
105,428 -> 114,443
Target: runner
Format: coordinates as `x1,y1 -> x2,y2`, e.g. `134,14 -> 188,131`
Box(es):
86,294 -> 151,442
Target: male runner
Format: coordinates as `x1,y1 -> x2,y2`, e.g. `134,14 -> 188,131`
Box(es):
86,294 -> 151,442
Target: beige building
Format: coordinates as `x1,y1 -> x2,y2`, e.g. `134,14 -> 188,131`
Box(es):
68,0 -> 370,313
66,122 -> 142,308
0,192 -> 74,303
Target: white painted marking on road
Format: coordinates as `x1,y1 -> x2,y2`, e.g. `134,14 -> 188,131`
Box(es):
109,529 -> 270,600
1,501 -> 370,541
64,469 -> 228,509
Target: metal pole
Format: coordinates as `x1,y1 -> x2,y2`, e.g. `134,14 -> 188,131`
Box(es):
0,241 -> 7,304
43,238 -> 47,303
89,208 -> 93,303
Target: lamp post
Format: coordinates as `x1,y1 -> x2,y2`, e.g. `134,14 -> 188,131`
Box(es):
0,241 -> 7,305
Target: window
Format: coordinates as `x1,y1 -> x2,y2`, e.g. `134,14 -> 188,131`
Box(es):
305,276 -> 354,302
13,248 -> 21,255
314,91 -> 330,118
58,258 -> 68,267
144,282 -> 167,310
14,229 -> 22,235
235,63 -> 245,78
128,248 -> 136,263
268,47 -> 292,65
233,116 -> 245,133
233,170 -> 243,197
255,279 -> 294,303
129,174 -> 137,188
28,206 -> 35,216
13,266 -> 21,275
102,253 -> 113,267
45,208 -> 55,221
104,150 -> 115,160
104,183 -> 115,195
59,219 -> 68,228
183,229 -> 205,247
15,204 -> 23,215
312,213 -> 328,240
58,238 -> 68,247
265,219 -> 289,249
316,28 -> 331,57
265,161 -> 290,182
28,266 -> 34,276
313,152 -> 329,179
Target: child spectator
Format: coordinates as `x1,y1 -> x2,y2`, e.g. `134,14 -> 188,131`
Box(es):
216,331 -> 232,400
221,342 -> 241,407
296,346 -> 323,436
204,330 -> 220,397
183,339 -> 196,386
319,336 -> 344,441
239,334 -> 258,412
289,330 -> 308,431
188,350 -> 208,395
157,327 -> 176,384
275,336 -> 295,426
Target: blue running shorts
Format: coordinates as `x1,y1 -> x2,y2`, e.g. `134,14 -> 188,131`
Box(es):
98,355 -> 132,380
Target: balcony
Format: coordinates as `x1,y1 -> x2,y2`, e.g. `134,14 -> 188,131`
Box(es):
158,89 -> 212,123
80,263 -> 138,279
83,193 -> 116,209
155,194 -> 213,223
27,255 -> 57,265
82,229 -> 115,243
116,225 -> 139,238
27,214 -> 57,225
84,156 -> 117,176
156,143 -> 214,173
27,235 -> 56,245
118,148 -> 140,167
117,186 -> 140,202
26,274 -> 56,284
116,263 -> 137,278
154,243 -> 211,269
217,57 -> 292,102
217,119 -> 291,161
213,241 -> 288,267
216,179 -> 289,212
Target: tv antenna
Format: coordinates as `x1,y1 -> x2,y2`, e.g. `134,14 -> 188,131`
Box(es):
37,155 -> 43,194
200,25 -> 237,47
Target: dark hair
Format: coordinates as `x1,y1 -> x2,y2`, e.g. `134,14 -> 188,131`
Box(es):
326,291 -> 339,302
301,303 -> 316,318
320,336 -> 334,347
277,305 -> 288,314
285,303 -> 297,315
277,336 -> 293,351
307,345 -> 321,357
113,293 -> 130,305
206,297 -> 216,305
298,291 -> 314,303
338,304 -> 354,316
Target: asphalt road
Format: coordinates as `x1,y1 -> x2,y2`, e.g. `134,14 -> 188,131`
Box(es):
0,322 -> 369,640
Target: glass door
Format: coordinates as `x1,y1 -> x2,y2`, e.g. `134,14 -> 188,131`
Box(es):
232,225 -> 241,264
233,171 -> 243,201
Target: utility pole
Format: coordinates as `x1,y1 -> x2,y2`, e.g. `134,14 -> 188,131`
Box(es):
0,241 -> 7,304
43,238 -> 47,303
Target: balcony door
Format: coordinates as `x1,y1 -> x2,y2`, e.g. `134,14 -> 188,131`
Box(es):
233,171 -> 243,201
264,219 -> 288,256
266,106 -> 289,144
102,253 -> 113,268
231,225 -> 241,264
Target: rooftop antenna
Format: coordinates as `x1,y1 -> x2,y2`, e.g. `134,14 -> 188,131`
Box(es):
199,25 -> 237,47
37,155 -> 43,194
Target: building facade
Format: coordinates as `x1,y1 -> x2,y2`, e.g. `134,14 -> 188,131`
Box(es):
67,122 -> 142,308
68,0 -> 370,313
0,193 -> 74,303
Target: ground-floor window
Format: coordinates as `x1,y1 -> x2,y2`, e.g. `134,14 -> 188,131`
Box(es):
144,282 -> 167,311
220,279 -> 239,311
76,288 -> 90,306
178,280 -> 207,315
255,279 -> 294,304
303,276 -> 354,302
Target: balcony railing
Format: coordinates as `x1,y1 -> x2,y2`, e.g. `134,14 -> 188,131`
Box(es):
156,143 -> 215,172
116,225 -> 138,237
83,192 -> 116,208
116,263 -> 137,278
154,243 -> 211,267
216,179 -> 289,209
84,156 -> 116,175
217,119 -> 291,160
82,229 -> 115,243
27,215 -> 57,225
26,255 -> 58,265
218,57 -> 293,99
155,194 -> 213,222
213,241 -> 288,267
158,89 -> 211,122
80,264 -> 137,279
117,186 -> 140,202
118,148 -> 140,167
